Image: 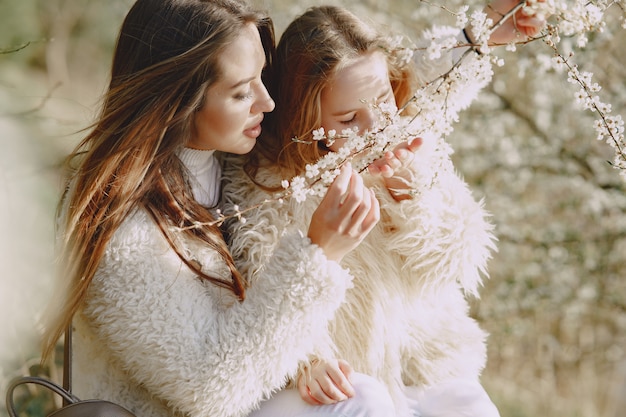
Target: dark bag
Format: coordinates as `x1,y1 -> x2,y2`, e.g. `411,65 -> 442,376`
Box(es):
5,326 -> 137,417
5,376 -> 136,417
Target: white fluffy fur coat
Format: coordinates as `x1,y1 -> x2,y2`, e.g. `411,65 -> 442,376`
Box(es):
71,26 -> 494,417
221,26 -> 497,416
222,127 -> 496,417
72,208 -> 354,417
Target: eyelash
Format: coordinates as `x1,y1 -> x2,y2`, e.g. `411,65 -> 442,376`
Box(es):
340,115 -> 356,125
235,91 -> 253,101
340,93 -> 393,124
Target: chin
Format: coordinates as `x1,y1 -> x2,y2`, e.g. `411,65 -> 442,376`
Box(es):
231,141 -> 257,155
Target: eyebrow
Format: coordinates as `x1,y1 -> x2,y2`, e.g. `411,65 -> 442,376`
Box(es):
227,61 -> 267,90
228,76 -> 255,90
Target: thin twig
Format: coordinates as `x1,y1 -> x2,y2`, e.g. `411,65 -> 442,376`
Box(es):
4,82 -> 63,117
0,42 -> 32,55
546,41 -> 626,164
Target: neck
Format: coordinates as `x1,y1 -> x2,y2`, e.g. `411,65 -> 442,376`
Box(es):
177,148 -> 221,207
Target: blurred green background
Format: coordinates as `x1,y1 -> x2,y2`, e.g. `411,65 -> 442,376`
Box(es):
1,1 -> 625,416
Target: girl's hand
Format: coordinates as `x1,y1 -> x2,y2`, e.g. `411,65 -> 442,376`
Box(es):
368,137 -> 422,178
297,359 -> 355,405
308,163 -> 380,262
368,138 -> 422,201
469,0 -> 548,46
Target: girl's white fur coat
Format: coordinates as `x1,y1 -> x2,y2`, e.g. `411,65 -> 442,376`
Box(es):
222,28 -> 497,416
222,135 -> 496,415
223,115 -> 496,417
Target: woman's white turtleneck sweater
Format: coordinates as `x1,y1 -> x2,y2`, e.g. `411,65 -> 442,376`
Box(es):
177,147 -> 221,207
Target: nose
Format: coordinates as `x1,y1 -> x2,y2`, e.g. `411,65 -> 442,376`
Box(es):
360,109 -> 377,134
253,82 -> 275,114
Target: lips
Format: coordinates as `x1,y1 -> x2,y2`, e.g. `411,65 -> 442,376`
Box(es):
244,116 -> 264,138
244,124 -> 262,138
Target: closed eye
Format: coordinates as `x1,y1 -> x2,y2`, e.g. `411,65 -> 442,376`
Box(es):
235,91 -> 253,101
340,114 -> 357,125
378,89 -> 394,104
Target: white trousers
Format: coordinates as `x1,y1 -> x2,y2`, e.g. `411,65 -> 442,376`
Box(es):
248,373 -> 398,417
248,374 -> 499,417
406,378 -> 501,417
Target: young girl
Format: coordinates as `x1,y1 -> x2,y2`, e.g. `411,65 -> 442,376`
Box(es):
222,2 -> 545,416
40,1 -> 382,417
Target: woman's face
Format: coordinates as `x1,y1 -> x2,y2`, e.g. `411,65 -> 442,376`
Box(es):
189,23 -> 275,153
319,51 -> 394,152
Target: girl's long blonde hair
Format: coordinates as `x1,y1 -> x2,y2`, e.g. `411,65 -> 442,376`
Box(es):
42,0 -> 275,361
247,5 -> 416,182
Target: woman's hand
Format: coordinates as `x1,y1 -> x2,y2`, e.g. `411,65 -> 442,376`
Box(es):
297,358 -> 355,405
308,163 -> 380,262
368,138 -> 422,201
484,0 -> 548,44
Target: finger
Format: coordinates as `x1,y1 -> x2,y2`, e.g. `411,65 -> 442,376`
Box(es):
308,380 -> 338,405
385,153 -> 402,172
378,152 -> 401,178
392,141 -> 420,168
394,148 -> 412,165
346,188 -> 372,237
297,375 -> 322,405
342,174 -> 371,236
327,362 -> 355,398
379,165 -> 395,178
406,137 -> 422,152
517,17 -> 545,37
360,189 -> 380,234
324,163 -> 352,208
318,378 -> 349,402
367,163 -> 381,175
367,153 -> 392,176
345,188 -> 379,237
338,359 -> 354,381
338,170 -> 365,217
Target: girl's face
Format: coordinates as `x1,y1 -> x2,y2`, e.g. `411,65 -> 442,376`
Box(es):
189,23 -> 275,153
320,51 -> 394,152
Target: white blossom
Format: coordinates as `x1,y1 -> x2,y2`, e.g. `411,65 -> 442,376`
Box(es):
258,0 -> 624,215
312,128 -> 325,141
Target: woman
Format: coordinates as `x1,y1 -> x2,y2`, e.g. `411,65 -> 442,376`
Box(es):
223,2 -> 546,416
40,1 -> 382,417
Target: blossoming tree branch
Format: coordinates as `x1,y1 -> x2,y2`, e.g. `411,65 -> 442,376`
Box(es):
208,0 -> 626,226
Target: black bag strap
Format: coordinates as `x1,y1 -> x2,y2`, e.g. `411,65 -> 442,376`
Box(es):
5,376 -> 137,417
63,324 -> 72,405
5,376 -> 81,417
5,324 -> 77,417
6,323 -> 138,417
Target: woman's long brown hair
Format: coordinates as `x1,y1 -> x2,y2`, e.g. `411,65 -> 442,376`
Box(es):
247,5 -> 416,182
41,0 -> 275,361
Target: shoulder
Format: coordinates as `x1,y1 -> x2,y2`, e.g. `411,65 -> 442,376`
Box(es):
108,208 -> 163,248
220,154 -> 304,223
101,207 -> 230,284
221,154 -> 281,194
